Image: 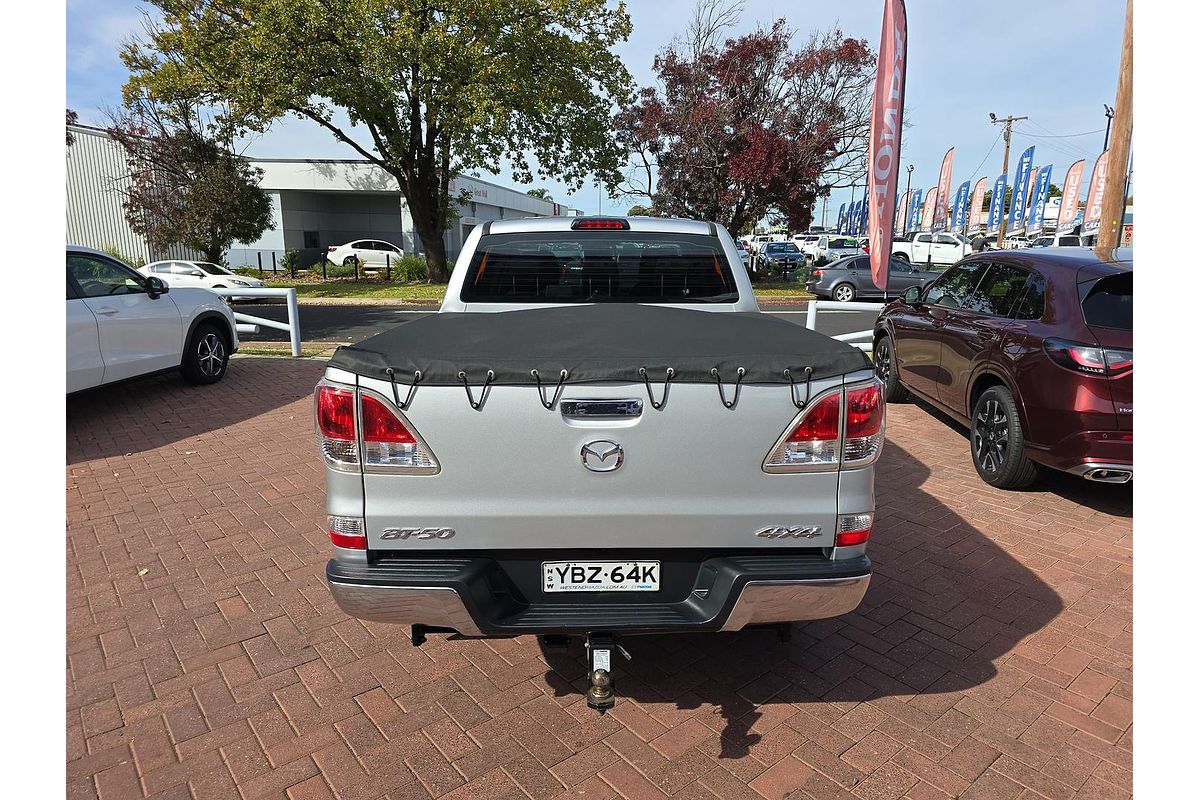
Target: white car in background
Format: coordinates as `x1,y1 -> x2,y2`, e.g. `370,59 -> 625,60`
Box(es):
68,246 -> 238,392
326,239 -> 405,267
140,260 -> 265,299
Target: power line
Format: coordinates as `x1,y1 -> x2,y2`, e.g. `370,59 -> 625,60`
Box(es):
964,131 -> 1003,183
1018,128 -> 1105,139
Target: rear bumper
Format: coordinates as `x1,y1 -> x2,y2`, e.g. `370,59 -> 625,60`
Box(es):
326,551 -> 871,636
1030,429 -> 1132,478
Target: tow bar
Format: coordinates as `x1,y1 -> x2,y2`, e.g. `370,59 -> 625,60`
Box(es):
584,632 -> 631,713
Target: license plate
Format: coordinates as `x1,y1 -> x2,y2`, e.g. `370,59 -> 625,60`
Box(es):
542,561 -> 660,592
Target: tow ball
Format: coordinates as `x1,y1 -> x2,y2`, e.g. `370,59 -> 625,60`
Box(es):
584,633 -> 631,713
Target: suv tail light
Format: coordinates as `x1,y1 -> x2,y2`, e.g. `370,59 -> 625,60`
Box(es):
1043,338 -> 1132,377
812,269 -> 823,278
763,380 -> 885,472
314,382 -> 439,473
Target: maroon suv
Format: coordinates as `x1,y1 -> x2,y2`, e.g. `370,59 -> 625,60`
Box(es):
873,248 -> 1132,489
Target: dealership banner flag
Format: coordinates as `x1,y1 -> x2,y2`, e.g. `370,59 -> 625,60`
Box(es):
907,188 -> 923,232
895,190 -> 911,234
988,174 -> 1007,234
1057,159 -> 1085,234
1082,151 -> 1110,235
920,187 -> 938,231
866,0 -> 908,290
931,147 -> 955,232
1007,146 -> 1036,232
951,180 -> 971,232
858,199 -> 869,233
837,202 -> 847,233
968,177 -> 988,231
847,199 -> 859,234
1026,165 -> 1053,236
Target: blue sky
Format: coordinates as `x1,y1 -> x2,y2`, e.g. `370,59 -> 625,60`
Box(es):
67,0 -> 1127,220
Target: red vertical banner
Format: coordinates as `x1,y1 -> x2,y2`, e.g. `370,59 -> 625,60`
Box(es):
968,177 -> 988,230
1082,151 -> 1111,235
932,148 -> 954,231
867,0 -> 908,291
1057,159 -> 1086,234
920,187 -> 938,231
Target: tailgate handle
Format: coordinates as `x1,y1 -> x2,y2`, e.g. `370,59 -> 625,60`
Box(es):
561,399 -> 643,418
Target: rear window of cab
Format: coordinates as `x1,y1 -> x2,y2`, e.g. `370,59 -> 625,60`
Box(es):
460,231 -> 739,304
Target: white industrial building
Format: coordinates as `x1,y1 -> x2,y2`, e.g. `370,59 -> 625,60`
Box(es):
66,124 -> 579,269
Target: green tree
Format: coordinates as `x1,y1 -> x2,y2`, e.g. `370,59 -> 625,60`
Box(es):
66,108 -> 79,146
626,204 -> 654,216
123,1 -> 633,282
526,188 -> 554,201
107,98 -> 273,264
1048,183 -> 1062,198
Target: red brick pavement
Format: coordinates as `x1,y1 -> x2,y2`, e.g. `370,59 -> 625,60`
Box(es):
67,358 -> 1132,799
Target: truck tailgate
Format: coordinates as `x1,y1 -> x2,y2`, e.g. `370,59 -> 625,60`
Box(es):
354,373 -> 857,550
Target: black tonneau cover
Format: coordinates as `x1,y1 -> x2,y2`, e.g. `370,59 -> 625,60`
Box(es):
329,304 -> 869,386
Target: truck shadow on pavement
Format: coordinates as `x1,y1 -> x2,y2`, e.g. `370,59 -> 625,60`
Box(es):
541,439 -> 1066,761
66,358 -> 327,465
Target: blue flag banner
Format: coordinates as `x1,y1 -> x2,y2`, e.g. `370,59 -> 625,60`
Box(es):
1007,146 -> 1036,231
846,200 -> 857,234
850,199 -> 863,235
907,188 -> 923,233
857,200 -> 869,234
1026,165 -> 1053,235
836,203 -> 847,233
988,174 -> 1007,234
951,180 -> 971,232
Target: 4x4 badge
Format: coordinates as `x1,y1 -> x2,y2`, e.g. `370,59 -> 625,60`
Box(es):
755,526 -> 822,539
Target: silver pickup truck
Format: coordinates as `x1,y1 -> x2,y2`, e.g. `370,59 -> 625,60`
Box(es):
316,216 -> 882,709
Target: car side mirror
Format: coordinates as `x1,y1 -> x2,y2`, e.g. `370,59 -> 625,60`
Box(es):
902,285 -> 921,306
146,276 -> 169,298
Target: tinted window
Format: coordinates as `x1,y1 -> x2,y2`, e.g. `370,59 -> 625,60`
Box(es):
829,238 -> 852,248
1058,236 -> 1080,246
1082,273 -> 1132,330
961,264 -> 1030,316
172,263 -> 200,275
916,234 -> 932,243
68,254 -> 147,297
197,262 -> 232,275
1012,272 -> 1045,320
460,231 -> 737,304
935,234 -> 958,245
925,262 -> 985,308
150,263 -> 170,273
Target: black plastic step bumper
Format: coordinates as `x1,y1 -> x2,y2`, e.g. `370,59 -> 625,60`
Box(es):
326,550 -> 870,636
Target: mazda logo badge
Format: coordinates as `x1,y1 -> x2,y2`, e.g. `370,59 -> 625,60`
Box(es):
581,440 -> 623,473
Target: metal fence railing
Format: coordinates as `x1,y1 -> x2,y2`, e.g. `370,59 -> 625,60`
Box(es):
803,300 -> 883,352
209,287 -> 302,357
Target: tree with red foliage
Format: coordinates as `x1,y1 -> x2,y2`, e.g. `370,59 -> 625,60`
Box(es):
614,1 -> 874,236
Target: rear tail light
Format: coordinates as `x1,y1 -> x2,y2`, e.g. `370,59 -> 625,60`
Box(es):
764,390 -> 841,470
835,513 -> 873,547
360,394 -> 438,471
843,381 -> 885,465
314,382 -> 439,472
328,515 -> 366,549
316,385 -> 358,467
763,380 -> 885,472
1044,338 -> 1132,377
812,270 -> 823,278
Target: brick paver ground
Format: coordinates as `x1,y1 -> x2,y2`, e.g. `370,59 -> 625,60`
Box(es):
67,358 -> 1132,800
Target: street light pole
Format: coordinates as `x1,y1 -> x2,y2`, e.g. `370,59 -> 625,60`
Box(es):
1103,104 -> 1115,151
990,113 -> 1027,247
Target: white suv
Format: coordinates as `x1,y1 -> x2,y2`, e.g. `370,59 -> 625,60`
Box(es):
326,239 -> 404,267
67,246 -> 238,392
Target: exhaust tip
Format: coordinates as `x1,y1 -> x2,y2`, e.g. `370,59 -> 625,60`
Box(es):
1084,467 -> 1132,484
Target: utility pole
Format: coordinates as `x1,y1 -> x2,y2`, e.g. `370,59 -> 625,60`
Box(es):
1103,104 -> 1114,151
990,112 -> 1028,247
1098,0 -> 1132,250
